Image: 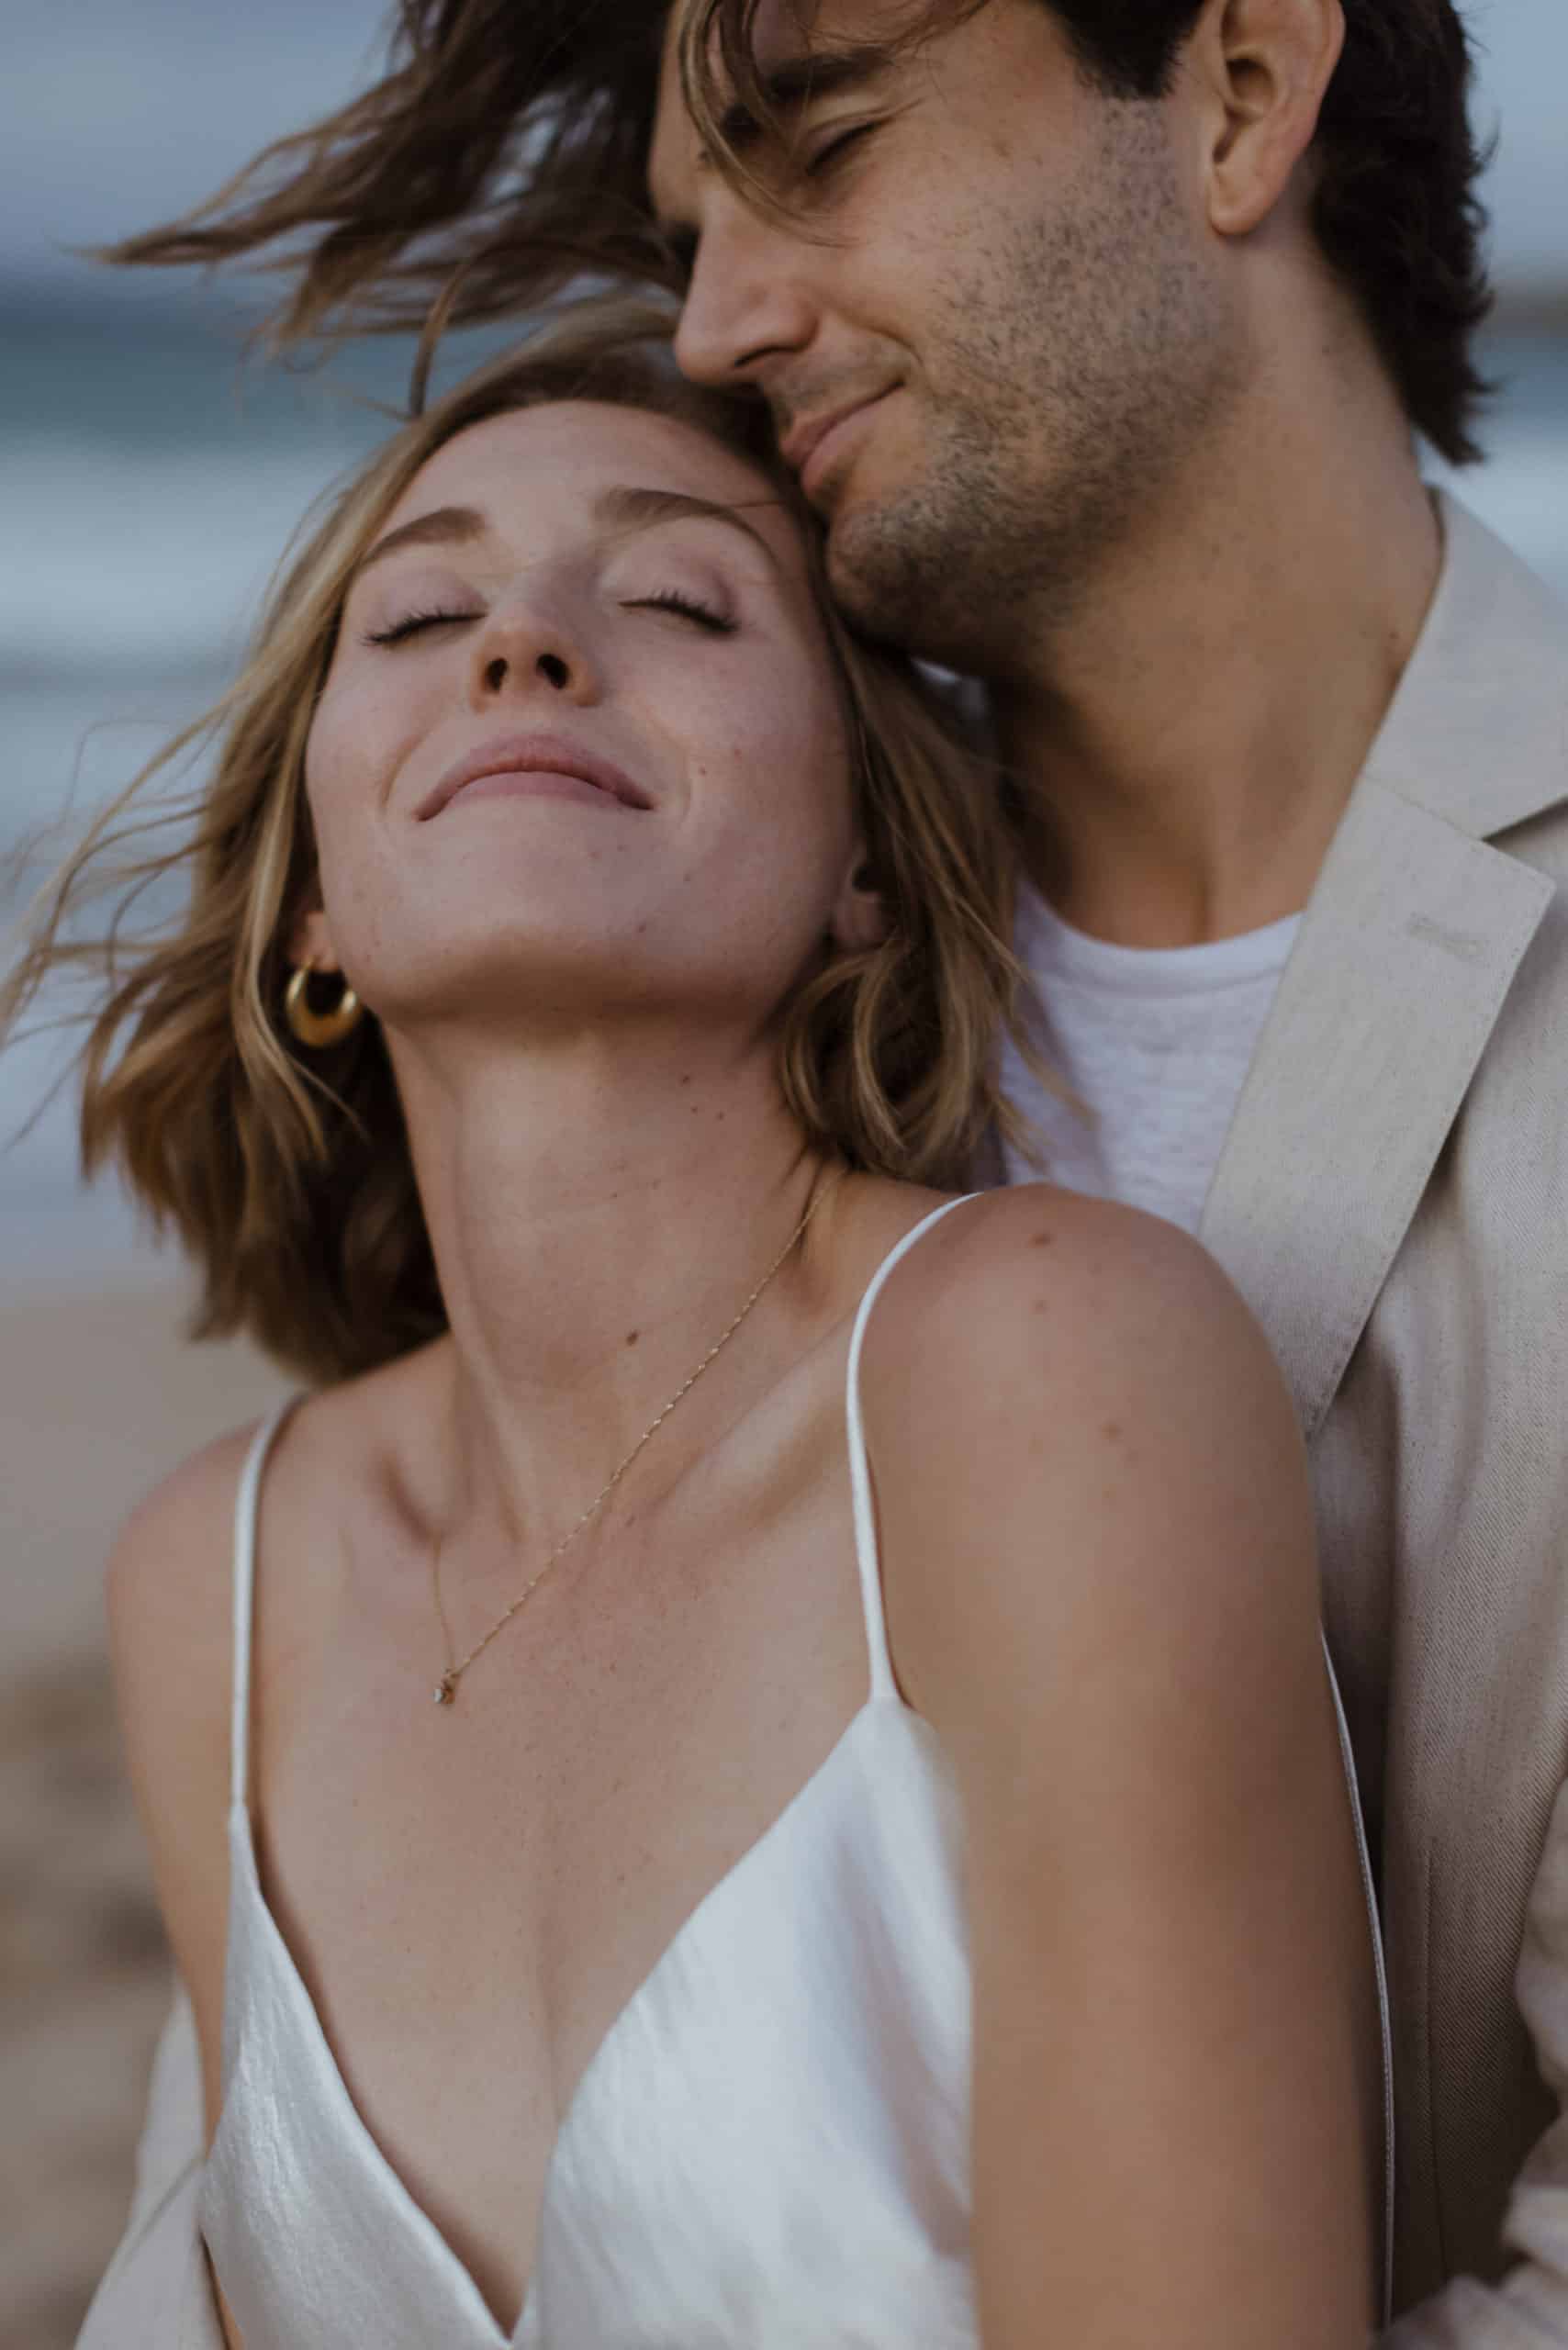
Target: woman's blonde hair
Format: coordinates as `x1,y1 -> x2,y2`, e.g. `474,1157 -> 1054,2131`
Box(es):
4,298 -> 1035,1388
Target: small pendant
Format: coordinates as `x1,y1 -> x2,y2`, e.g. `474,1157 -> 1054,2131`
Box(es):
433,1671 -> 457,1707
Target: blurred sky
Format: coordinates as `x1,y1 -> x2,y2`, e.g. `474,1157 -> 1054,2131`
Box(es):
4,0 -> 1566,303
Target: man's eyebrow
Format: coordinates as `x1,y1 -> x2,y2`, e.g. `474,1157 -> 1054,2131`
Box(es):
355,504 -> 486,577
594,484 -> 785,569
718,46 -> 890,148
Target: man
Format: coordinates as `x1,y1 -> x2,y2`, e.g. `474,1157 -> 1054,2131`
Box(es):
102,0 -> 1568,2334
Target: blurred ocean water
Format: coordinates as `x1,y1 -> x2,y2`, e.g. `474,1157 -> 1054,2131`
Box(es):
3,292 -> 1567,1282
1,291 -> 509,1281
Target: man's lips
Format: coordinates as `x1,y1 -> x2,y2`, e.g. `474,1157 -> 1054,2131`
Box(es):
778,389 -> 896,494
416,733 -> 652,822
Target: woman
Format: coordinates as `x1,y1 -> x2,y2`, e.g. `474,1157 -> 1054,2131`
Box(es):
12,304 -> 1383,2347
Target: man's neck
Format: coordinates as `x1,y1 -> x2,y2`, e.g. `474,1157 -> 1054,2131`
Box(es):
995,371 -> 1444,950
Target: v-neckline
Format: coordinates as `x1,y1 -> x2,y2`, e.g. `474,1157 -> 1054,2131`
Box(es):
207,1199 -> 977,2342
216,1695 -> 916,2344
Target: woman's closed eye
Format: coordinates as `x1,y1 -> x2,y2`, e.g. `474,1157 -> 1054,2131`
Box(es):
621,588 -> 736,635
362,605 -> 480,647
362,588 -> 736,648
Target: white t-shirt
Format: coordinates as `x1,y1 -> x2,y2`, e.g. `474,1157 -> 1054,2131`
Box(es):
999,884 -> 1302,1235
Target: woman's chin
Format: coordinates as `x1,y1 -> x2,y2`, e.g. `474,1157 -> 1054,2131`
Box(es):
362,946 -> 684,1038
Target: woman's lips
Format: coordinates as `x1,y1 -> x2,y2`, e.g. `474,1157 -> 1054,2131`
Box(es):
446,769 -> 626,814
417,733 -> 651,821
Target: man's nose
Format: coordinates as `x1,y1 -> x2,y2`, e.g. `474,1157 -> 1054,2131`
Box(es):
672,209 -> 818,394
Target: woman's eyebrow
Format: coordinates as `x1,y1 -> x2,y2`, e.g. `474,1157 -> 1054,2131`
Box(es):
594,485 -> 787,572
353,486 -> 786,582
356,504 -> 486,578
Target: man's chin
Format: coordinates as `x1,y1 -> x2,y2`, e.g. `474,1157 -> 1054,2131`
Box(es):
821,495 -> 959,660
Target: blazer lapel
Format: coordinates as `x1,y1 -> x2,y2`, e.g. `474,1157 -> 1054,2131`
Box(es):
1200,492 -> 1567,1442
1200,778 -> 1551,1442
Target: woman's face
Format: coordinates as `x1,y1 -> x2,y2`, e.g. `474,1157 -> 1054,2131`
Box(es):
301,400 -> 878,1040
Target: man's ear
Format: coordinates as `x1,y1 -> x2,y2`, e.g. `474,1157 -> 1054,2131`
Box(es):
829,852 -> 890,956
1189,0 -> 1344,240
287,901 -> 340,972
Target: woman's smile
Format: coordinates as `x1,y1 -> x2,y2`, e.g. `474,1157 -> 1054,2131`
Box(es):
417,731 -> 655,822
443,768 -> 635,814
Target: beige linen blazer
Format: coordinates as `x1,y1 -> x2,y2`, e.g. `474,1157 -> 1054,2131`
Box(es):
77,496 -> 1568,2344
1198,496 -> 1568,2333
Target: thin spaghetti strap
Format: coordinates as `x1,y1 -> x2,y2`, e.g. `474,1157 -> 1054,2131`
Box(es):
229,1398 -> 300,1816
844,1197 -> 980,1703
1319,1628 -> 1396,2325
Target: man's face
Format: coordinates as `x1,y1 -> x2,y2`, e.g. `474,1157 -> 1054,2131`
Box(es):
648,0 -> 1241,671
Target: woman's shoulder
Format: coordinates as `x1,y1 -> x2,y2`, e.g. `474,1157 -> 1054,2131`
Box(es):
107,1416 -> 277,1690
861,1181 -> 1269,1416
106,1416 -> 282,2094
106,1349 -> 428,1680
857,1182 -> 1316,1721
106,1410 -> 297,1855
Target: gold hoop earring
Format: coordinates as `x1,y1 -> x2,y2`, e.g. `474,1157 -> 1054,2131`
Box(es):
285,964 -> 364,1048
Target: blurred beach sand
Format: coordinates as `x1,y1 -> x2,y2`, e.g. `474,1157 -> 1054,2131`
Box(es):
0,1280 -> 286,2350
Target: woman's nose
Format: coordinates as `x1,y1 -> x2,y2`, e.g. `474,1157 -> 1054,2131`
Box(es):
468,603 -> 598,708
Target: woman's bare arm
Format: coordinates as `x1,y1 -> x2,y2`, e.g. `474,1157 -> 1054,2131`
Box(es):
864,1188 -> 1377,2350
108,1427 -> 263,2348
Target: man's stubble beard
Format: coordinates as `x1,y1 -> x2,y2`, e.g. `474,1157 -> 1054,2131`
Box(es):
822,101 -> 1245,675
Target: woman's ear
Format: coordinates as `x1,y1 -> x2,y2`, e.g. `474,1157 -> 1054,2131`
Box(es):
287,901 -> 340,972
829,851 -> 890,955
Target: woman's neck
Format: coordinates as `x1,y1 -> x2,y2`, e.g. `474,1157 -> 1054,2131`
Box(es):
389,1016 -> 839,1561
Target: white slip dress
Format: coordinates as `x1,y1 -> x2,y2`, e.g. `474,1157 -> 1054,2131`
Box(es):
197,1197 -> 1393,2344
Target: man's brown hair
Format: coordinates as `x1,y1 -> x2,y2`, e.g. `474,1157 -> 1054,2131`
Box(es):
106,0 -> 1494,464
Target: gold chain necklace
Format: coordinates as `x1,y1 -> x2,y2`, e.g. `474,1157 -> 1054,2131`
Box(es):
429,1166 -> 842,1708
